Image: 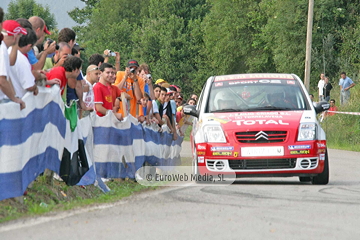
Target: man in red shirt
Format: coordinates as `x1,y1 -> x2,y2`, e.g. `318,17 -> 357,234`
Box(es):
46,56 -> 82,99
93,63 -> 123,120
327,99 -> 338,116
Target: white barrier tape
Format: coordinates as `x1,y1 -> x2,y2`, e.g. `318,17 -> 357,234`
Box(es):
327,111 -> 360,116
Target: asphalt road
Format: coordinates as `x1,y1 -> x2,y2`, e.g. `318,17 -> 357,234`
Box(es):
1,143 -> 360,240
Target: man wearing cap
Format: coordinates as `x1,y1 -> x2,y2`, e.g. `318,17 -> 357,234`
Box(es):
155,79 -> 168,86
114,59 -> 145,117
27,16 -> 56,71
0,18 -> 26,109
8,27 -> 39,98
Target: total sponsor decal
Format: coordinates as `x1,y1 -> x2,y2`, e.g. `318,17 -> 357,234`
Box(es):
211,146 -> 234,151
319,154 -> 325,160
290,150 -> 310,155
288,145 -> 311,150
198,156 -> 205,163
197,145 -> 206,150
234,119 -> 289,126
197,151 -> 205,156
212,151 -> 233,156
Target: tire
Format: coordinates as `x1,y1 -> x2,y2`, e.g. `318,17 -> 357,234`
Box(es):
311,150 -> 329,185
299,177 -> 311,182
192,144 -> 200,183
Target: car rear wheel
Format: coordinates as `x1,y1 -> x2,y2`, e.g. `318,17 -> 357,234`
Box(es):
299,177 -> 311,182
311,150 -> 329,185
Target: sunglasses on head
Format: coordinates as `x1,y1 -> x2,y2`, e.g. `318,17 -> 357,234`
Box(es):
89,67 -> 99,71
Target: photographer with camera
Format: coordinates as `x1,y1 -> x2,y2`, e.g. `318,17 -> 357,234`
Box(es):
103,49 -> 120,72
16,17 -> 56,71
138,63 -> 155,118
114,59 -> 145,117
43,42 -> 71,70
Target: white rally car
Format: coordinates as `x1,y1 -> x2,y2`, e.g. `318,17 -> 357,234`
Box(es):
184,73 -> 330,184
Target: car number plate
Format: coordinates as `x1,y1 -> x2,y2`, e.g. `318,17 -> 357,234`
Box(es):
241,146 -> 284,157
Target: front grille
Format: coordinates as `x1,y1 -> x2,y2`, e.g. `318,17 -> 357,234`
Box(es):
229,158 -> 296,170
235,131 -> 287,143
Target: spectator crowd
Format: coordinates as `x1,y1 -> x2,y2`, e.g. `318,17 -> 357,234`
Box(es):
0,8 -> 198,151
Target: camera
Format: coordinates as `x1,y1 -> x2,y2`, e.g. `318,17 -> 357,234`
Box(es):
107,50 -> 116,57
47,39 -> 59,50
130,68 -> 136,74
146,74 -> 152,79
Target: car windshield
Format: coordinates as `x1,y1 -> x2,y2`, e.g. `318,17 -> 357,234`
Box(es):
207,79 -> 310,113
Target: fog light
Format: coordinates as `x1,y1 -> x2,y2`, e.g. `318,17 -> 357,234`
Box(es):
214,160 -> 225,171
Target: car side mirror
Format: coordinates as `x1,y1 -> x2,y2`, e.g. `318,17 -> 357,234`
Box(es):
315,101 -> 330,114
183,105 -> 199,118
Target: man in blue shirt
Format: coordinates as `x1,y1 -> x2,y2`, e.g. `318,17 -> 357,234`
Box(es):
339,72 -> 355,105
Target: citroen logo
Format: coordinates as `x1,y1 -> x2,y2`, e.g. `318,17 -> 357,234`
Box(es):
255,131 -> 268,140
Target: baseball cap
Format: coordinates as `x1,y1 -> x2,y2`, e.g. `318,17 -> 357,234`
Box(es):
2,20 -> 27,36
155,79 -> 168,85
177,95 -> 183,100
127,59 -> 139,68
44,25 -> 51,35
166,88 -> 174,95
74,43 -> 85,51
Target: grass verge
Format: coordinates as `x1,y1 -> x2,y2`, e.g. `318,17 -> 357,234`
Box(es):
319,86 -> 360,151
0,175 -> 154,224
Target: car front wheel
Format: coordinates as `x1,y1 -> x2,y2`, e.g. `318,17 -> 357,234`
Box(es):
311,150 -> 329,185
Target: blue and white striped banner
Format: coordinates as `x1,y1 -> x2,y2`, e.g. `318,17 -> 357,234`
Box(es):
0,86 -> 66,201
0,86 -> 183,201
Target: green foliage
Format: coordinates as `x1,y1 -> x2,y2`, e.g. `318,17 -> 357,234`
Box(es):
68,0 -> 360,99
5,0 -> 57,29
321,87 -> 360,151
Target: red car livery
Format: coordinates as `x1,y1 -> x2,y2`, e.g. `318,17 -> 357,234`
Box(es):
184,73 -> 330,184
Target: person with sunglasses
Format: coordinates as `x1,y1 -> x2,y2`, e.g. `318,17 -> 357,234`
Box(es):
80,65 -> 100,118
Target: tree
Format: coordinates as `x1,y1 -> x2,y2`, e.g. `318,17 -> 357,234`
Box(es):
5,0 -> 57,29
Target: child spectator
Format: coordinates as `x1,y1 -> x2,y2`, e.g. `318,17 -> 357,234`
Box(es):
187,98 -> 197,106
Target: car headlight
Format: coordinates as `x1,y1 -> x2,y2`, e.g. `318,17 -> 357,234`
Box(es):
297,123 -> 316,141
203,125 -> 226,143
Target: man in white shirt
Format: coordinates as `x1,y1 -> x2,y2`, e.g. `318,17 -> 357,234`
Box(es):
317,73 -> 325,102
80,64 -> 100,118
8,27 -> 38,98
0,18 -> 26,109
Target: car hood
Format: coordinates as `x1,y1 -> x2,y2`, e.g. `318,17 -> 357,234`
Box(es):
201,111 -> 312,132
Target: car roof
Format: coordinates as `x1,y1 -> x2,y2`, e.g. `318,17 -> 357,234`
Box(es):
213,73 -> 296,82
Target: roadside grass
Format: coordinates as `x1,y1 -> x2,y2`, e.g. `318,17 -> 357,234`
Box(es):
0,175 -> 153,224
319,86 -> 360,151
